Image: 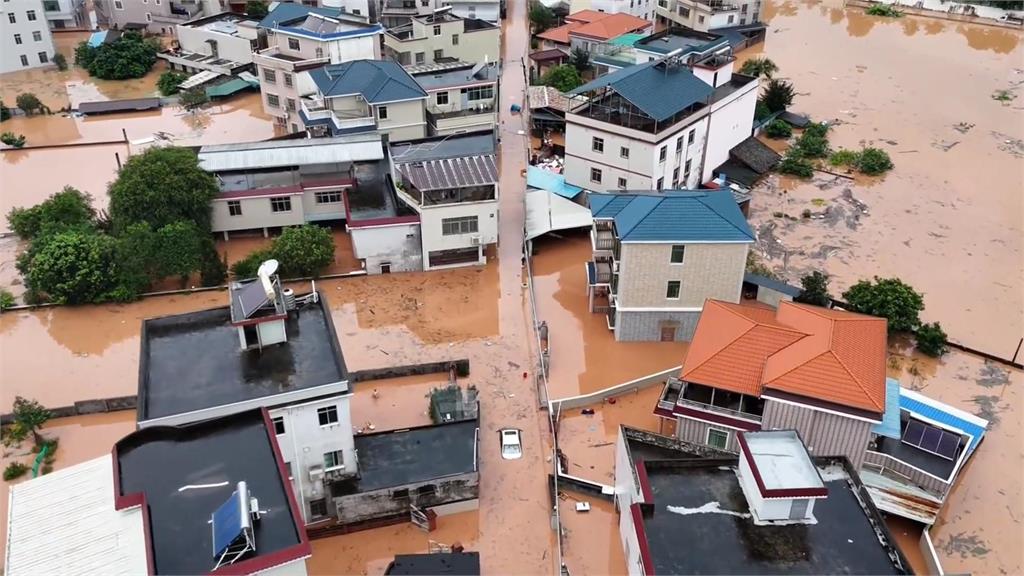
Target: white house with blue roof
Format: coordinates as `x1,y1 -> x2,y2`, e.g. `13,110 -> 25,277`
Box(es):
563,48 -> 757,193
586,189 -> 754,341
253,3 -> 384,133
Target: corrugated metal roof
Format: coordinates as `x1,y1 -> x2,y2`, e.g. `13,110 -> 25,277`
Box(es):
568,60 -> 714,122
526,188 -> 593,240
900,388 -> 988,452
526,166 -> 582,199
78,98 -> 161,115
872,378 -> 903,439
5,455 -> 148,575
396,155 -> 497,191
199,134 -> 383,171
587,191 -> 754,243
309,60 -> 426,103
860,468 -> 942,525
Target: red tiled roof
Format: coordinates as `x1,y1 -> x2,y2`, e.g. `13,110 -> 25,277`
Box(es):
537,22 -> 575,44
537,11 -> 650,44
681,300 -> 888,414
565,9 -> 606,23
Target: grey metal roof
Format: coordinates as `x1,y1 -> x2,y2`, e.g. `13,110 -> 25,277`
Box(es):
588,190 -> 754,243
390,130 -> 496,162
730,136 -> 781,174
568,60 -> 713,122
743,272 -> 802,297
412,62 -> 499,91
198,134 -> 384,171
395,155 -> 497,191
310,60 -> 427,103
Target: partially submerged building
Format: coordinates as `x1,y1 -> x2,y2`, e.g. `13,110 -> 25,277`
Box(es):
1,0 -> 56,74
160,12 -> 260,77
383,10 -> 500,67
586,190 -> 754,341
653,0 -> 765,32
386,551 -> 481,575
410,61 -> 499,136
5,409 -> 311,576
614,426 -> 909,575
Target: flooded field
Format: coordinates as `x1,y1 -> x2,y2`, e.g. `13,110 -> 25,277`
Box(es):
747,0 -> 1023,356
531,232 -> 690,399
559,489 -> 626,575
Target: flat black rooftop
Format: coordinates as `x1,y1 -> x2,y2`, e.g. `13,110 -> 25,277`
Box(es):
115,410 -> 302,575
390,130 -> 496,163
139,294 -> 347,421
386,552 -> 481,575
875,432 -> 956,480
339,419 -> 478,494
640,460 -> 905,574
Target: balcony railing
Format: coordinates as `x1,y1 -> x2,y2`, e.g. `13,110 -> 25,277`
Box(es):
427,102 -> 496,121
605,304 -> 616,330
254,47 -> 328,71
593,228 -> 615,251
676,395 -> 762,423
658,377 -> 683,412
591,260 -> 612,284
301,98 -> 376,131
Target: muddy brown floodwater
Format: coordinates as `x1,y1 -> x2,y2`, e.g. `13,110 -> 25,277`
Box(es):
746,0 -> 1023,357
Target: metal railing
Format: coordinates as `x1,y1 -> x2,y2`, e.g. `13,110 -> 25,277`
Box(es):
676,396 -> 763,422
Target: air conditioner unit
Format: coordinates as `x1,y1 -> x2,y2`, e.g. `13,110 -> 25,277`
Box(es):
308,465 -> 323,481
469,235 -> 481,246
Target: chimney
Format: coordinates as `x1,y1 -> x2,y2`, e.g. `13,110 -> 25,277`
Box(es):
735,430 -> 828,525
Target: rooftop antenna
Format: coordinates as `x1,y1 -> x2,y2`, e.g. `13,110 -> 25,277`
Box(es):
257,259 -> 279,301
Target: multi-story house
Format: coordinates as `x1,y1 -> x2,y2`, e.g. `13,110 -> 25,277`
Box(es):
159,12 -> 259,75
654,0 -> 762,31
378,0 -> 436,29
568,0 -> 651,21
254,3 -> 383,134
563,50 -> 757,192
440,0 -> 499,23
302,59 -> 428,140
585,190 -> 753,341
1,0 -> 55,73
536,10 -> 650,53
383,9 -> 499,67
411,61 -> 498,135
41,0 -> 87,30
96,0 -> 220,36
392,130 -> 499,269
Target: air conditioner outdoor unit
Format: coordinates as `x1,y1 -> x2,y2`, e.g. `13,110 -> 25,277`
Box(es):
308,465 -> 324,481
469,235 -> 481,246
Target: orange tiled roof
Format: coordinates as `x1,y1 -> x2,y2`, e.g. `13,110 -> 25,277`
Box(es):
570,13 -> 650,41
537,22 -> 576,44
565,9 -> 606,23
681,300 -> 888,414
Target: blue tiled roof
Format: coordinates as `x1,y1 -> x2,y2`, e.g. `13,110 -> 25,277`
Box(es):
899,389 -> 988,453
527,166 -> 582,199
258,4 -> 382,38
259,4 -> 341,28
871,378 -> 902,440
568,60 -> 714,122
588,191 -> 754,243
310,60 -> 426,103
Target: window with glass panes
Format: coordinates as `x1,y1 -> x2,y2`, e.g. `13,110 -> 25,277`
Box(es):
441,216 -> 478,235
270,196 -> 291,212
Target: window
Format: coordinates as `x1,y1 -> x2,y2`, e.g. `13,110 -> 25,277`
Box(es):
263,68 -> 276,83
657,0 -> 666,7
707,428 -> 729,450
617,177 -> 627,189
683,158 -> 692,181
433,24 -> 441,35
272,416 -> 285,435
392,488 -> 410,499
8,12 -> 14,22
315,190 -> 342,204
672,167 -> 680,186
317,405 -> 339,426
228,200 -> 242,216
26,9 -> 36,20
666,280 -> 681,299
417,484 -> 436,496
283,72 -> 293,87
323,449 -> 343,469
14,34 -> 21,45
266,93 -> 280,108
727,14 -> 734,23
620,146 -> 629,159
590,167 -> 602,183
285,462 -> 292,478
415,51 -> 424,64
698,14 -> 705,24
315,46 -> 323,58
670,245 -> 685,264
32,31 -> 41,41
288,37 -> 300,50
675,135 -> 684,153
377,105 -> 388,120
420,0 -> 427,4
592,137 -> 604,153
441,216 -> 478,235
433,49 -> 443,60
465,85 -> 493,100
145,12 -> 151,21
741,3 -> 747,12
656,177 -> 664,190
436,91 -> 449,105
678,5 -> 689,16
19,55 -> 28,66
452,33 -> 459,45
270,196 -> 292,213
352,7 -> 360,13
309,498 -> 328,518
114,0 -> 123,8
286,97 -> 296,111
659,145 -> 667,162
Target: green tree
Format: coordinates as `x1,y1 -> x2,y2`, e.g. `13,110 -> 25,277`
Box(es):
74,32 -> 159,80
15,93 -> 43,115
108,146 -> 218,233
112,222 -> 159,298
6,187 -> 96,240
570,47 -> 590,73
764,119 -> 792,139
23,229 -> 118,304
179,88 -> 210,111
273,225 -> 335,277
155,220 -> 204,283
157,71 -> 188,96
760,78 -> 794,113
3,462 -> 28,481
245,0 -> 268,17
1,132 -> 26,148
0,288 -> 14,310
794,271 -> 831,307
199,243 -> 228,287
739,57 -> 778,79
12,396 -> 50,445
1,100 -> 11,122
856,147 -> 894,175
841,276 -> 924,333
795,132 -> 829,159
53,53 -> 68,71
529,2 -> 555,33
915,322 -> 948,357
541,64 -> 583,93
231,248 -> 274,279
777,149 -> 813,178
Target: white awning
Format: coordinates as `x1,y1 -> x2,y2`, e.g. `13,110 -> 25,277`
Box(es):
179,70 -> 222,90
525,188 -> 593,241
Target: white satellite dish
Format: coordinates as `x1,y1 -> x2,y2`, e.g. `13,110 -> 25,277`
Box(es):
257,259 -> 279,300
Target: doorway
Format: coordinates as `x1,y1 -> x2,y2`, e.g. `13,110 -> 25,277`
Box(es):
659,325 -> 677,342
380,262 -> 392,274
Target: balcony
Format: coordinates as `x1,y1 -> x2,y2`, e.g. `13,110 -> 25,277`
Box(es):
300,97 -> 376,132
658,377 -> 683,412
426,102 -> 497,121
592,227 -> 615,251
675,381 -> 763,424
590,259 -> 612,284
254,47 -> 328,72
152,2 -> 202,22
605,303 -> 616,331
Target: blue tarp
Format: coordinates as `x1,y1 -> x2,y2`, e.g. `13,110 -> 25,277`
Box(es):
871,378 -> 902,440
87,30 -> 109,47
526,166 -> 582,199
211,490 -> 244,558
900,389 -> 988,453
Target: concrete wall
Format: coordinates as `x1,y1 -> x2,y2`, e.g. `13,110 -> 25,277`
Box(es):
375,99 -> 428,141
419,200 -> 498,269
550,366 -> 680,409
584,0 -> 651,18
862,450 -> 950,496
755,286 -> 792,308
618,242 -> 748,308
431,110 -> 497,135
614,309 -> 700,342
656,0 -> 761,31
332,472 -> 479,524
271,29 -> 380,62
176,22 -> 256,64
763,399 -> 874,469
300,188 -> 349,222
444,0 -> 499,23
271,394 -> 357,524
211,193 -> 306,233
259,559 -> 309,576
701,77 -> 758,183
674,415 -> 742,451
384,18 -> 499,65
1,0 -> 56,74
614,431 -> 645,576
349,222 -> 423,274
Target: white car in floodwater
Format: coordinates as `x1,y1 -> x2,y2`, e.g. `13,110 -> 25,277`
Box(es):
500,428 -> 522,460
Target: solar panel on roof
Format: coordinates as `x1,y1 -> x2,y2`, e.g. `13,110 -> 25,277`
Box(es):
936,433 -> 961,459
902,420 -> 925,445
902,419 -> 962,461
212,491 -> 244,558
237,280 -> 270,318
